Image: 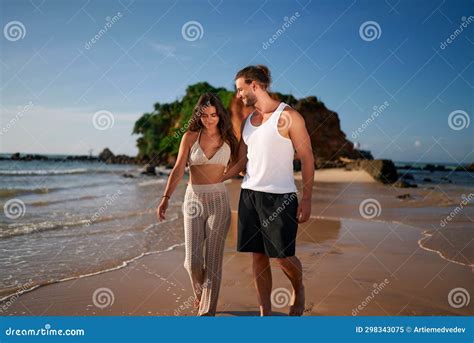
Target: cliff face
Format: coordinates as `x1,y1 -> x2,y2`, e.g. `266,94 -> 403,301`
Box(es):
294,96 -> 366,165
229,94 -> 366,168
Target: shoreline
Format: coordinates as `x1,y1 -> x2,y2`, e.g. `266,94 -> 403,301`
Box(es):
1,169 -> 473,316
2,214 -> 469,306
0,242 -> 186,303
2,152 -> 472,174
418,230 -> 473,268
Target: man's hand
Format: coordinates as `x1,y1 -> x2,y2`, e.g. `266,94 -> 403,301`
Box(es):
219,172 -> 227,183
297,198 -> 311,223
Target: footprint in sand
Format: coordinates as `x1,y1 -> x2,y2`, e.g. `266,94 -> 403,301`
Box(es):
304,302 -> 314,314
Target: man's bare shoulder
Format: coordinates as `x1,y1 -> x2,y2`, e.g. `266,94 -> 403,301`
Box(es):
280,105 -> 305,128
281,105 -> 302,118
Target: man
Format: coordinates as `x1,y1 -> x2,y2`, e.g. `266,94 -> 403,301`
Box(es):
222,65 -> 314,316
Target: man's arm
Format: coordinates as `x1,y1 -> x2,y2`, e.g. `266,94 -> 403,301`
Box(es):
222,119 -> 248,181
286,108 -> 314,222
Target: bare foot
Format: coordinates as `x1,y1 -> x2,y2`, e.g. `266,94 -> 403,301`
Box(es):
193,297 -> 200,309
289,285 -> 305,316
260,306 -> 272,316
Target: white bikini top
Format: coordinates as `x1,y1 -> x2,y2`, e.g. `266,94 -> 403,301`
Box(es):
188,129 -> 231,167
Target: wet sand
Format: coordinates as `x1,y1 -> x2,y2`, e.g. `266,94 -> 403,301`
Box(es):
1,169 -> 473,316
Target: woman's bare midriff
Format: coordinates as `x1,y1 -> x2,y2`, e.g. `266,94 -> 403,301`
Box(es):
189,164 -> 226,184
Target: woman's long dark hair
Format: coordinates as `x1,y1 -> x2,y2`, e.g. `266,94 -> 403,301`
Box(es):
188,93 -> 238,162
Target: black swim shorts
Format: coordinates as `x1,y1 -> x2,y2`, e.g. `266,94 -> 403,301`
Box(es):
237,188 -> 299,258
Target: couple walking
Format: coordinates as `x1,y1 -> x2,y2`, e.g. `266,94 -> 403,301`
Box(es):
157,65 -> 314,316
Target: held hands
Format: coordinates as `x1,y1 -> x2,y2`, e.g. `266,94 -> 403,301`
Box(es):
157,197 -> 168,222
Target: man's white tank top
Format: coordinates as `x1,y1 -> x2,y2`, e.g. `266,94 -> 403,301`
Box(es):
241,102 -> 297,194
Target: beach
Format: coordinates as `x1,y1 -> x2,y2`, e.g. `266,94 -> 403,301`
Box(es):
1,163 -> 472,316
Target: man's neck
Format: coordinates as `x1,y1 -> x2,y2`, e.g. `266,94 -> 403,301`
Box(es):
254,93 -> 280,114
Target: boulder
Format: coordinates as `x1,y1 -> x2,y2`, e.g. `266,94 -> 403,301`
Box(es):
98,148 -> 115,163
346,159 -> 399,184
141,164 -> 156,175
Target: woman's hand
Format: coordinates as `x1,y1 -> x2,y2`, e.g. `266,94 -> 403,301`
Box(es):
157,197 -> 168,221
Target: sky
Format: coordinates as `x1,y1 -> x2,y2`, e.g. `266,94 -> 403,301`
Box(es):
0,0 -> 473,164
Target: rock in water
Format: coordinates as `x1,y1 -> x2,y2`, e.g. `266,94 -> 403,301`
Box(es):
98,148 -> 115,163
141,164 -> 156,175
401,173 -> 414,180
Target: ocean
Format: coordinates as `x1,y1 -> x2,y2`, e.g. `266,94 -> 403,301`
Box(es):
0,156 -> 472,300
394,161 -> 474,189
0,156 -> 187,300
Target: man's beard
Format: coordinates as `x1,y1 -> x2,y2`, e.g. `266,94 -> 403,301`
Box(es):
244,93 -> 257,106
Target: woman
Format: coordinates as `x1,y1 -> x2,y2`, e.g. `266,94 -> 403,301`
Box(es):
157,93 -> 238,316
